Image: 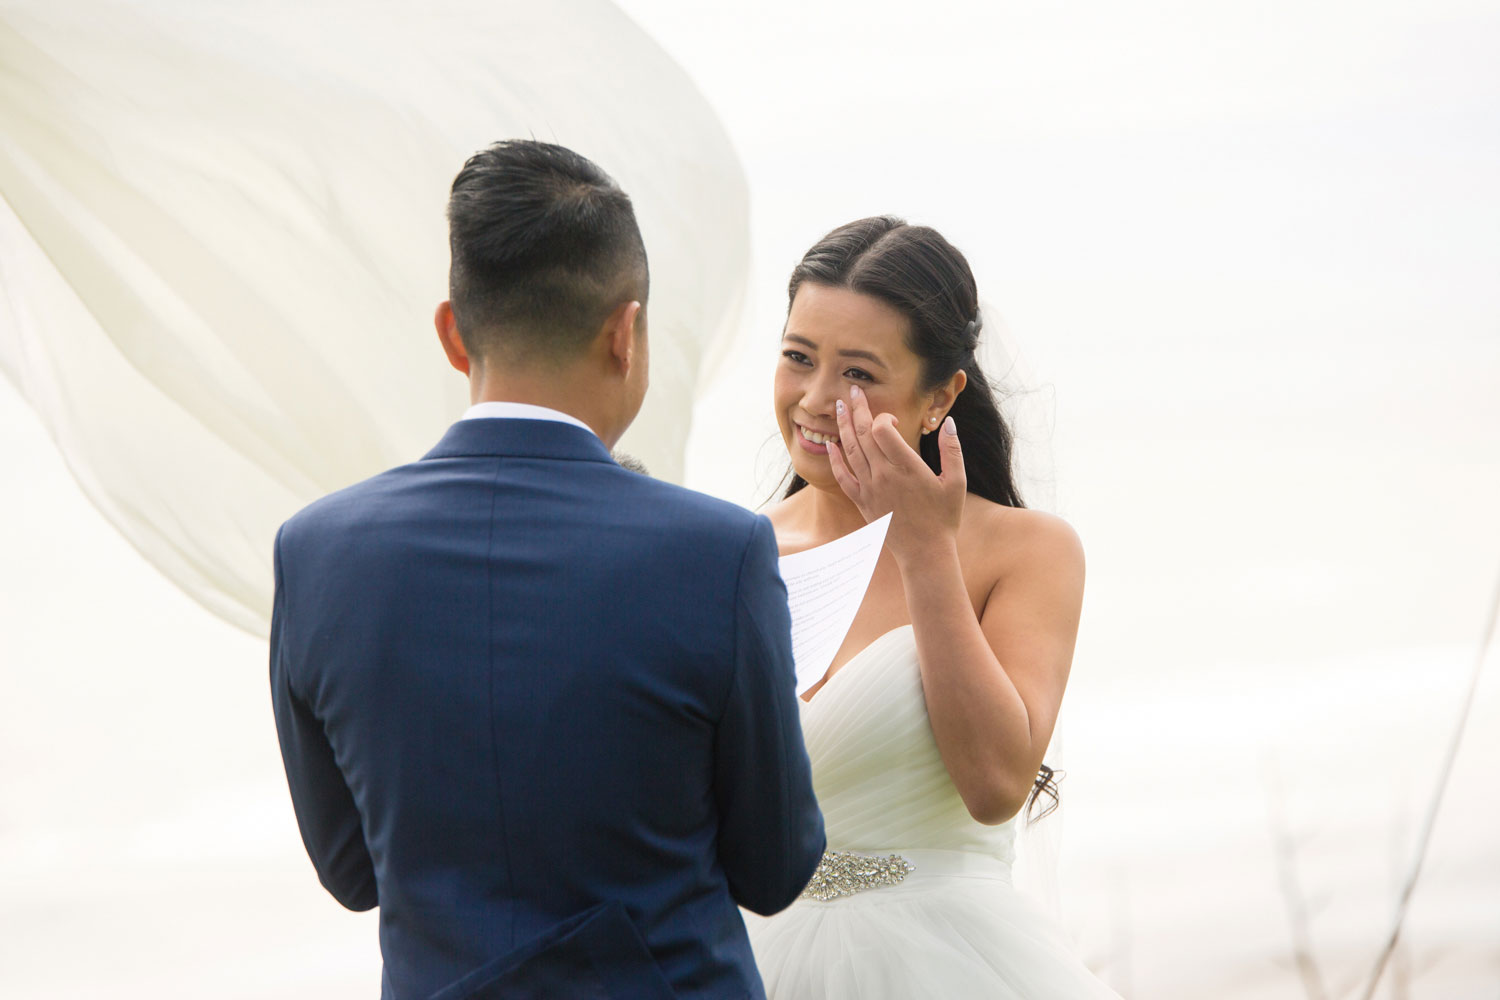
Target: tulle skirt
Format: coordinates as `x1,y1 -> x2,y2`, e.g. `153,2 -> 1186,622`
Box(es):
743,849 -> 1121,999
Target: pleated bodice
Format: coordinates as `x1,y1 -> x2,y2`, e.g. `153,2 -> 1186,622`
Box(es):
797,625 -> 1017,865
745,627 -> 1124,999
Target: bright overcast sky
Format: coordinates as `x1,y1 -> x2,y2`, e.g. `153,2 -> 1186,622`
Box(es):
3,2 -> 1498,997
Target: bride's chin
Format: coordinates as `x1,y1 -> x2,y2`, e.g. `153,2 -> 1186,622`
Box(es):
789,458 -> 838,491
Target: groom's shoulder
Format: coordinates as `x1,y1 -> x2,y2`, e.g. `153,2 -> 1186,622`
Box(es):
278,458 -> 765,549
275,462 -> 423,546
612,471 -> 767,549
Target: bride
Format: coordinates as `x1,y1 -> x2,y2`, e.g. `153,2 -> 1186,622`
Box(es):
743,216 -> 1121,998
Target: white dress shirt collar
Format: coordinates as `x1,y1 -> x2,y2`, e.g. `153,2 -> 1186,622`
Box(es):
460,401 -> 596,439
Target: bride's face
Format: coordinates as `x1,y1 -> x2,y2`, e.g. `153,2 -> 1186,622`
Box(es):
775,283 -> 934,490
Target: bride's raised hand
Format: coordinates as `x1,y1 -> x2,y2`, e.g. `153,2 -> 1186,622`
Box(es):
828,383 -> 966,561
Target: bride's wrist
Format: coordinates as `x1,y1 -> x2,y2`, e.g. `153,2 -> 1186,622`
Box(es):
891,534 -> 961,579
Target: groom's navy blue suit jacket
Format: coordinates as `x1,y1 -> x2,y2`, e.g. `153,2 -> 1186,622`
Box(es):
271,417 -> 825,1000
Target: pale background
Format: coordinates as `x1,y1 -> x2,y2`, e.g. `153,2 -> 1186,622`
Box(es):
3,1 -> 1498,997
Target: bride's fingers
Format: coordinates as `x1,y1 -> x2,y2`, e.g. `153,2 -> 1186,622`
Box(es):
848,385 -> 876,452
937,416 -> 967,493
826,436 -> 862,502
834,397 -> 870,481
852,383 -> 876,434
868,413 -> 926,470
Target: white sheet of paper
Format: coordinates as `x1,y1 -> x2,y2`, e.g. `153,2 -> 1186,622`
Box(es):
778,513 -> 891,695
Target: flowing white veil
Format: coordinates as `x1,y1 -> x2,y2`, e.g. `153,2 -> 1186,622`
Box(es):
971,299 -> 1069,921
0,0 -> 748,635
0,0 -> 1079,935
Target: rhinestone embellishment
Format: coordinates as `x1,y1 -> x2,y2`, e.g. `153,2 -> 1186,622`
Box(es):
798,850 -> 915,901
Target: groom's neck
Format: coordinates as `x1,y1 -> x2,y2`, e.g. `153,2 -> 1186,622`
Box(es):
468,362 -> 623,446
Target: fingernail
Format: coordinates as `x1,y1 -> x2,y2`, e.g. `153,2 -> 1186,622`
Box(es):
849,384 -> 862,398
943,416 -> 956,435
835,399 -> 846,415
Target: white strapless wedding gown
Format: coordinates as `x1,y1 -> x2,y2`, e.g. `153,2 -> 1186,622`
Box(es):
743,626 -> 1122,999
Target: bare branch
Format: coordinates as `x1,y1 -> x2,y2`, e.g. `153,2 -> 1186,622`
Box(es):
1109,869 -> 1134,999
1358,563 -> 1500,1000
1264,758 -> 1331,1000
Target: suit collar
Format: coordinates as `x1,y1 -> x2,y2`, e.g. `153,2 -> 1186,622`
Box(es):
423,418 -> 616,464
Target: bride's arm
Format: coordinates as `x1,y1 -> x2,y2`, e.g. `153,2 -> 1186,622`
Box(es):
830,386 -> 1084,825
898,512 -> 1083,825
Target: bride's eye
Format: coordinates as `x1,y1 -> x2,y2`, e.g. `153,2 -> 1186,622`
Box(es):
782,349 -> 811,365
843,367 -> 875,382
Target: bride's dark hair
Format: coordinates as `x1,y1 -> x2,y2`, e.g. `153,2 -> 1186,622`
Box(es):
780,215 -> 1060,821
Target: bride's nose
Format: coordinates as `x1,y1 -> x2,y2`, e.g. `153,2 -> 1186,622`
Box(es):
800,371 -> 843,420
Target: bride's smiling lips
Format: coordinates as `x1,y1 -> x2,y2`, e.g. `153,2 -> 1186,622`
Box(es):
794,421 -> 839,455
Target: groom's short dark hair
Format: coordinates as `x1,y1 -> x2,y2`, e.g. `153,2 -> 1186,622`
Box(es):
446,140 -> 647,364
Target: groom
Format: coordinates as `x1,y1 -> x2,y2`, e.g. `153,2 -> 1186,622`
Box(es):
270,140 -> 824,999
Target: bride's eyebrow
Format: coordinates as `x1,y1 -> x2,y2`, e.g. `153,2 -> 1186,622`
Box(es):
783,334 -> 887,369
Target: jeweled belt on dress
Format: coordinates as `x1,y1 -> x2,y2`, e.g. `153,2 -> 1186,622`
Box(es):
798,850 -> 916,901
796,848 -> 1015,902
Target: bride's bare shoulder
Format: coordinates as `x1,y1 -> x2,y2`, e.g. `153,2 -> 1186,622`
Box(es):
760,493 -> 814,555
761,496 -> 792,528
961,497 -> 1084,584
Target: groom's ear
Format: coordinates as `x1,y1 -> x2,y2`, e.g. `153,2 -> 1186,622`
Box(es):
434,301 -> 471,376
604,300 -> 643,375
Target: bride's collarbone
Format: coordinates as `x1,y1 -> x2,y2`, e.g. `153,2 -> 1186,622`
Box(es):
807,528 -> 997,651
834,589 -> 910,665
793,525 -> 1006,703
773,499 -> 1052,656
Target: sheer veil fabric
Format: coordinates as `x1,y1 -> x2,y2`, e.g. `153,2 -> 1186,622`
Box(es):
0,0 -> 1076,945
969,299 -> 1068,918
0,0 -> 748,634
